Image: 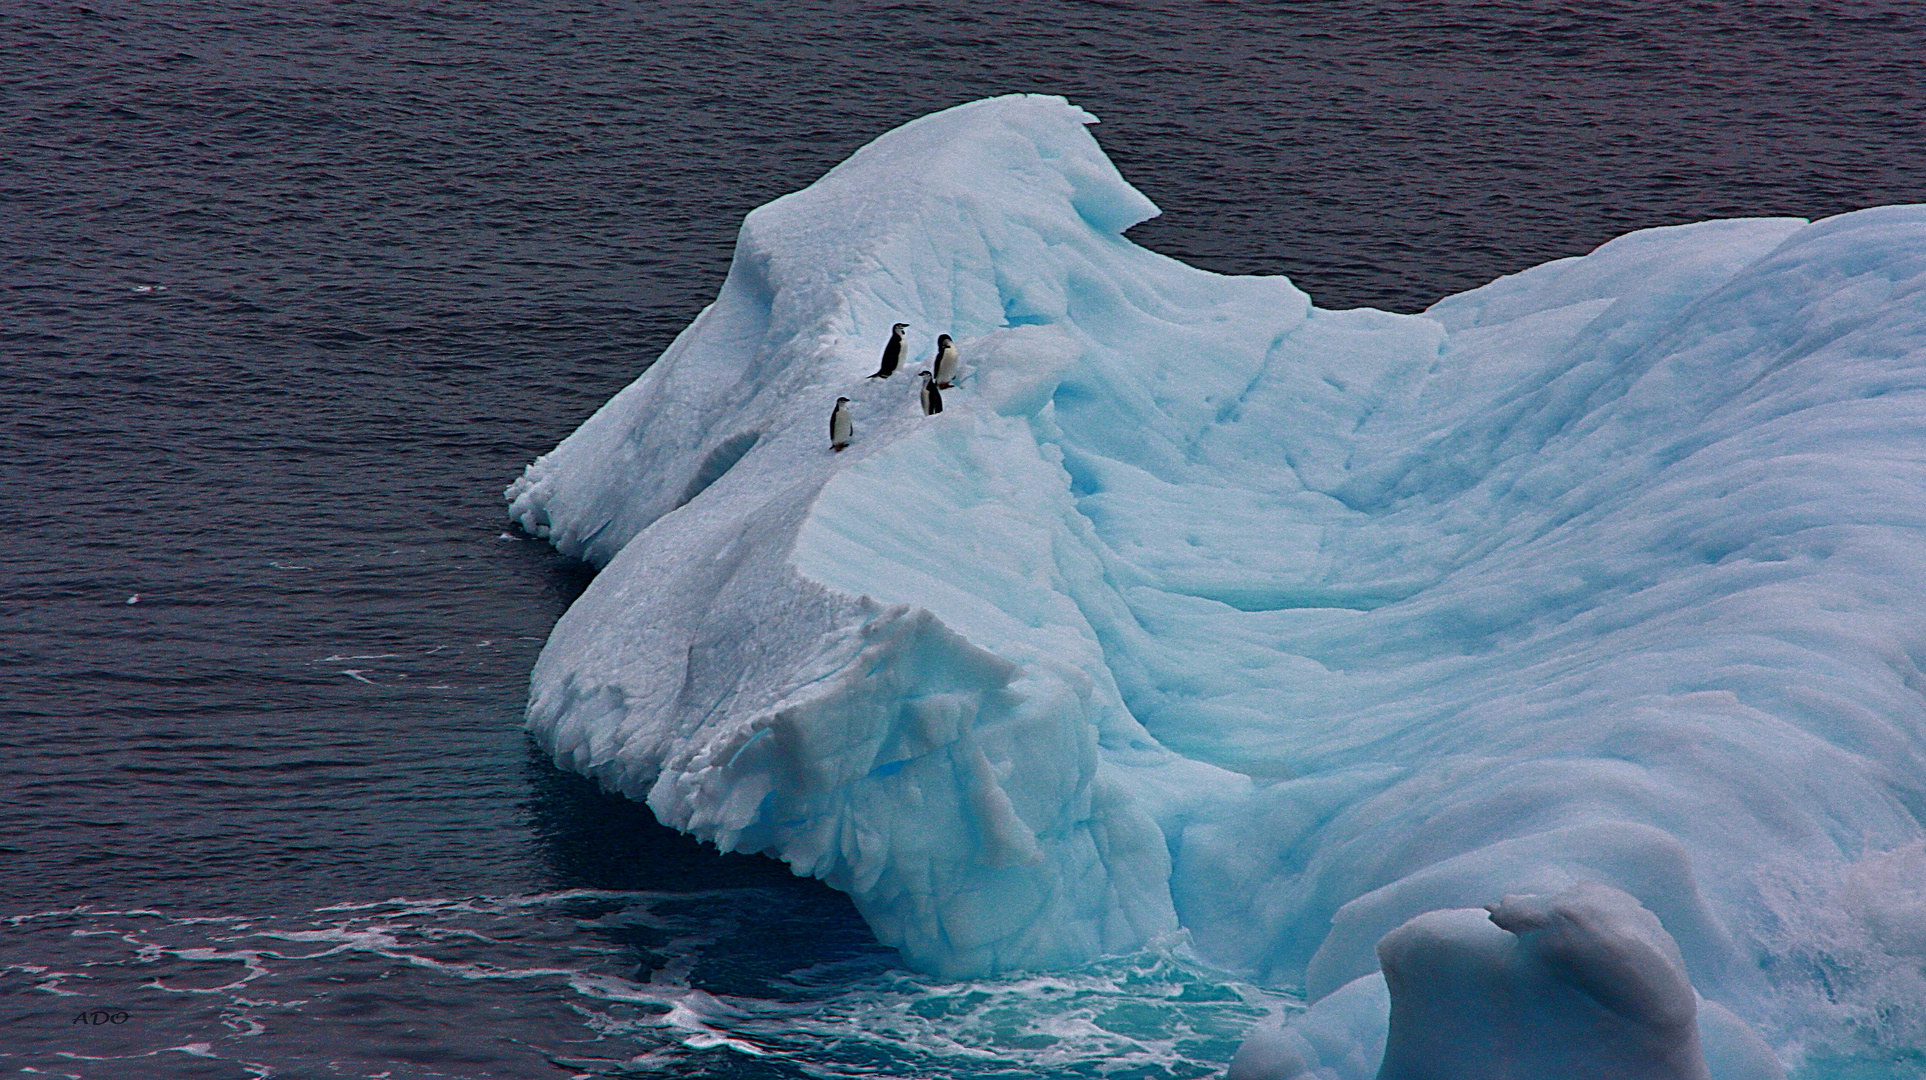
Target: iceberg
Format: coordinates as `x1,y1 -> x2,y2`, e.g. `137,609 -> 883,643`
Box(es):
508,94 -> 1926,1073
1229,883 -> 1788,1080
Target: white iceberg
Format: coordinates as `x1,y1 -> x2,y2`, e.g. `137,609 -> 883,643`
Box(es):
1229,883 -> 1788,1080
508,94 -> 1926,1071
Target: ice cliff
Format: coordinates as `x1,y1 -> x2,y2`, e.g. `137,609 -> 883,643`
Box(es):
508,95 -> 1926,1073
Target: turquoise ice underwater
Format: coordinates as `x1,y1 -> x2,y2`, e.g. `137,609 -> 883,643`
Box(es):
507,95 -> 1926,1077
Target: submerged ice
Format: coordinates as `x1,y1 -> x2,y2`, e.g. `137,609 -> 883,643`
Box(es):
509,95 -> 1926,1073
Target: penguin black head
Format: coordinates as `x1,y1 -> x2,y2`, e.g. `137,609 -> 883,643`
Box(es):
937,333 -> 953,345
892,323 -> 909,333
836,396 -> 850,403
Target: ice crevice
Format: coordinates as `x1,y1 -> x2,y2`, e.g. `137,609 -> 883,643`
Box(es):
509,95 -> 1926,1073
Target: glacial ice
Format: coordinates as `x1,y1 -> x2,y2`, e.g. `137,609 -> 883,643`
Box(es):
1230,884 -> 1787,1080
509,95 -> 1926,1072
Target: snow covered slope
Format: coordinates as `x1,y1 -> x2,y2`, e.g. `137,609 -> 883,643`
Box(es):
509,95 -> 1926,1069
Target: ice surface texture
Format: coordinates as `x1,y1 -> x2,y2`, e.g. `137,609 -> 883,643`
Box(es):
509,95 -> 1926,1064
1229,884 -> 1787,1080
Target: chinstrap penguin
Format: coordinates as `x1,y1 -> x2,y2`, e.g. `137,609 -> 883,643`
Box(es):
919,370 -> 943,416
932,333 -> 959,388
830,397 -> 852,450
869,323 -> 908,378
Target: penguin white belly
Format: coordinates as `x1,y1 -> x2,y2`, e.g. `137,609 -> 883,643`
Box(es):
933,342 -> 958,387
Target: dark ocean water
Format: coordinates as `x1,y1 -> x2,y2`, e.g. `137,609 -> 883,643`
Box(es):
3,1 -> 1922,1076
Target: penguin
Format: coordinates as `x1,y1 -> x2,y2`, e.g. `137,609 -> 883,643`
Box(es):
869,323 -> 909,378
830,397 -> 852,450
932,333 -> 959,388
919,370 -> 943,416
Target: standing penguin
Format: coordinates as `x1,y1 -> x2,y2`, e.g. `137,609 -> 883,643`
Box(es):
869,323 -> 909,379
919,370 -> 943,416
829,397 -> 853,450
932,333 -> 959,388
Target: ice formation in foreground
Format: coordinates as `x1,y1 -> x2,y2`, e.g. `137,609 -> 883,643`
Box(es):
510,95 -> 1926,1073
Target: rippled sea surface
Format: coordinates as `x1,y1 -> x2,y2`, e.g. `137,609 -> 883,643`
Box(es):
4,1 -> 1923,1076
